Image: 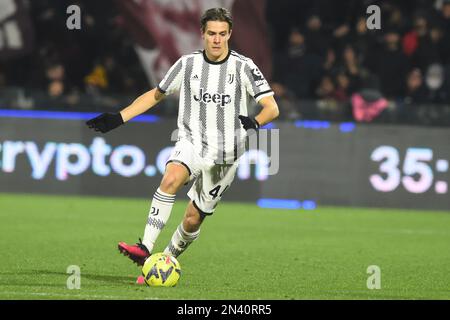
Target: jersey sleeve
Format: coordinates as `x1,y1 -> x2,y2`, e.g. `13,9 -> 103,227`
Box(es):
242,59 -> 274,103
157,57 -> 184,95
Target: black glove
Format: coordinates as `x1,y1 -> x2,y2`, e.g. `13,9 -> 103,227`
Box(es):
86,112 -> 124,133
238,115 -> 260,131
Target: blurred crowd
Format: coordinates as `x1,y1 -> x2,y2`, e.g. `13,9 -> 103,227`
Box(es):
268,0 -> 450,123
0,1 -> 149,111
1,0 -> 450,124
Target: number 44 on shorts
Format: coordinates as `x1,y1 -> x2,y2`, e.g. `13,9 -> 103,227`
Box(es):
209,185 -> 229,200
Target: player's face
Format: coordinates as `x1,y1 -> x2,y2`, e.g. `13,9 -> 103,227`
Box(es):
202,21 -> 232,61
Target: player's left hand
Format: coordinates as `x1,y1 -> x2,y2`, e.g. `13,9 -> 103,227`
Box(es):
238,115 -> 260,131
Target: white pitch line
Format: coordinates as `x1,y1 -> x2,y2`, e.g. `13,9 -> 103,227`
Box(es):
298,226 -> 448,236
0,291 -> 160,300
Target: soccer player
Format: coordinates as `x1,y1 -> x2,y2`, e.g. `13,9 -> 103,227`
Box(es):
86,8 -> 279,266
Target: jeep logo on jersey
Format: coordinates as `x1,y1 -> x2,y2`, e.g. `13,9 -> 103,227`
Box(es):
251,67 -> 267,87
193,88 -> 231,107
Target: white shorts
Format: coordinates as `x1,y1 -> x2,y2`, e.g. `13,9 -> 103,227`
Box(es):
166,139 -> 238,215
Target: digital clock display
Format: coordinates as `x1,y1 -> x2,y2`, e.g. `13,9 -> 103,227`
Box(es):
370,146 -> 448,194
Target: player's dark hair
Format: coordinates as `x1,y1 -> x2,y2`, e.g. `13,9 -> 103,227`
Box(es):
200,8 -> 233,33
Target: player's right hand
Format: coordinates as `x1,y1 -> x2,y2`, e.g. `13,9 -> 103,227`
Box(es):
86,112 -> 124,133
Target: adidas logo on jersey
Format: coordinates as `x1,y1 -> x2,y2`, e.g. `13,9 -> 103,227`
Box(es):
194,87 -> 231,107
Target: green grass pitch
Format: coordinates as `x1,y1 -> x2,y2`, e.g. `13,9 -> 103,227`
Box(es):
0,193 -> 449,300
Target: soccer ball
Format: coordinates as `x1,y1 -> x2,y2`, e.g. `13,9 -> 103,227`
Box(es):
142,253 -> 181,287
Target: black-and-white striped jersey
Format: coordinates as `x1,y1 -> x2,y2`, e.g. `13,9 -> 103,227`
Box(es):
157,49 -> 273,164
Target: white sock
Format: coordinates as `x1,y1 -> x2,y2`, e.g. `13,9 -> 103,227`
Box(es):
164,223 -> 200,258
142,188 -> 175,253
